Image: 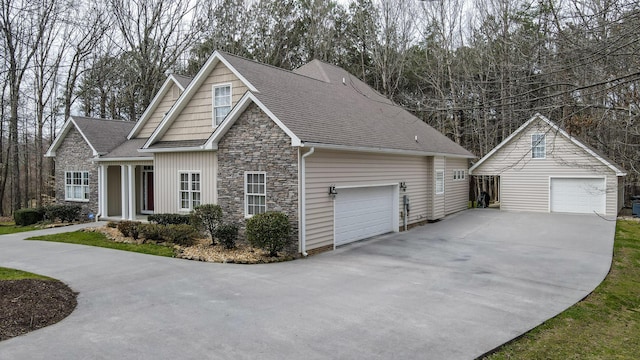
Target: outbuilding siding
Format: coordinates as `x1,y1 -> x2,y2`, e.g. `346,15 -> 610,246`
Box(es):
472,118 -> 619,215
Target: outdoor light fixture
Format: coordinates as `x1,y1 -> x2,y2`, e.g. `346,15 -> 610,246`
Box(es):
328,185 -> 338,198
400,181 -> 407,191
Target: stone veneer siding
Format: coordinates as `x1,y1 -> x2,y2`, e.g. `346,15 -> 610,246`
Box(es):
216,103 -> 299,253
54,126 -> 99,217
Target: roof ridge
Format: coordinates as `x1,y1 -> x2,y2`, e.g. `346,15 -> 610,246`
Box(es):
72,116 -> 131,123
218,50 -> 335,85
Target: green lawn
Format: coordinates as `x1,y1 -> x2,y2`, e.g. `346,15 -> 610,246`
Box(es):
0,267 -> 53,281
0,222 -> 39,235
27,231 -> 176,257
484,220 -> 640,359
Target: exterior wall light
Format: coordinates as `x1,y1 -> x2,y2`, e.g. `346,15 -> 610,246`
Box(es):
399,181 -> 407,191
328,185 -> 338,198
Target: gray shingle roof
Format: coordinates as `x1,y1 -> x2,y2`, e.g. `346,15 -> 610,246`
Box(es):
101,138 -> 149,158
221,52 -> 474,157
72,117 -> 135,155
172,74 -> 192,89
148,139 -> 207,149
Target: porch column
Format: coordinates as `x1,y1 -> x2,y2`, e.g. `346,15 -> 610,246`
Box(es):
99,165 -> 108,218
127,164 -> 135,220
121,165 -> 128,220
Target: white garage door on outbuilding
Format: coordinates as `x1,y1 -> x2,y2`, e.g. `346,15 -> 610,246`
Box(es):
550,177 -> 606,214
334,185 -> 397,246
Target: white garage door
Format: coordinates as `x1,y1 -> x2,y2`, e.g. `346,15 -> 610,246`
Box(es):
550,177 -> 606,214
335,186 -> 395,246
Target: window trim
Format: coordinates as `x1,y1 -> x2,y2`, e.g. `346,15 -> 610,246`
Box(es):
64,171 -> 90,202
244,171 -> 267,218
453,169 -> 466,181
212,83 -> 232,127
435,170 -> 445,194
531,133 -> 546,159
178,171 -> 201,212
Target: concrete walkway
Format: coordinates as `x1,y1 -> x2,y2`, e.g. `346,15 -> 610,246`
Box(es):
0,210 -> 615,359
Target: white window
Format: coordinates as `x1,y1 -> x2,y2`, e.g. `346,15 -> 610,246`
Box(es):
453,169 -> 466,180
435,170 -> 445,194
245,172 -> 266,217
65,171 -> 90,201
532,133 -> 546,159
213,84 -> 232,126
179,172 -> 201,211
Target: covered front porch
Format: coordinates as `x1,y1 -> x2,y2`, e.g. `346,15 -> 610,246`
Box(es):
96,162 -> 154,221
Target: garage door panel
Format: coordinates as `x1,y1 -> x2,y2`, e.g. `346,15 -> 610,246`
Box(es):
550,178 -> 605,214
335,186 -> 395,246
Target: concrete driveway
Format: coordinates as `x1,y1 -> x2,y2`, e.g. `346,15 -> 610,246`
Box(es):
0,210 -> 615,360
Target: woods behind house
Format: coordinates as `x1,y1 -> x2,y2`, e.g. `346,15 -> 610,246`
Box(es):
1,0 -> 639,214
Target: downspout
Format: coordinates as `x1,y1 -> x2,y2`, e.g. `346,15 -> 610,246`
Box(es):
300,147 -> 315,257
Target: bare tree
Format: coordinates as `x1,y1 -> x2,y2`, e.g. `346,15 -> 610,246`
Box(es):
0,0 -> 57,212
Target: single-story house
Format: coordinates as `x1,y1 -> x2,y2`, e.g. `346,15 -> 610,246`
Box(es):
46,51 -> 474,254
469,113 -> 626,217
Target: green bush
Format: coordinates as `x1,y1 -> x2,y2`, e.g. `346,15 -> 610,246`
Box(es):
246,212 -> 291,256
148,213 -> 192,226
191,204 -> 223,244
106,221 -> 118,228
117,221 -> 141,240
215,223 -> 238,249
14,208 -> 44,226
138,223 -> 164,242
43,204 -> 81,222
161,224 -> 198,246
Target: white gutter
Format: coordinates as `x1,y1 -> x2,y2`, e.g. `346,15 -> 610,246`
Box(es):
300,147 -> 315,256
302,142 -> 475,159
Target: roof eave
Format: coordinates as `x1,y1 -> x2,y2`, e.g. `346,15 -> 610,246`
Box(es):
301,142 -> 475,158
138,146 -> 209,153
93,156 -> 154,162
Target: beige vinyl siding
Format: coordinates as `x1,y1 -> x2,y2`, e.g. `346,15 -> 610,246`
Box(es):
432,156 -> 445,219
445,157 -> 469,214
154,152 -> 217,213
136,84 -> 181,139
305,149 -> 429,251
472,119 -> 619,215
161,62 -> 248,142
425,157 -> 434,219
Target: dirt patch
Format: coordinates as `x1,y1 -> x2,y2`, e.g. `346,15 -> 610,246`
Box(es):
0,279 -> 77,341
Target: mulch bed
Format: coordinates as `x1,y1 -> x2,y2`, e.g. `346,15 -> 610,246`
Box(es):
0,279 -> 77,341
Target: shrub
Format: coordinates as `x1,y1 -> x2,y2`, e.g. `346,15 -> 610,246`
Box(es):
191,204 -> 223,244
106,221 -> 118,228
138,223 -> 164,242
117,221 -> 141,240
148,213 -> 192,226
14,208 -> 44,226
161,224 -> 198,246
215,223 -> 238,249
43,204 -> 81,223
246,212 -> 291,257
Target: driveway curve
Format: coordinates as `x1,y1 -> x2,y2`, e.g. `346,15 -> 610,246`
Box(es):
0,210 -> 615,359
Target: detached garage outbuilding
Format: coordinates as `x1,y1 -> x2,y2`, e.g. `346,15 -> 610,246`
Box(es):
469,114 -> 626,217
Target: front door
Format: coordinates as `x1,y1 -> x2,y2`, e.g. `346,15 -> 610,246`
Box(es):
142,166 -> 154,213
